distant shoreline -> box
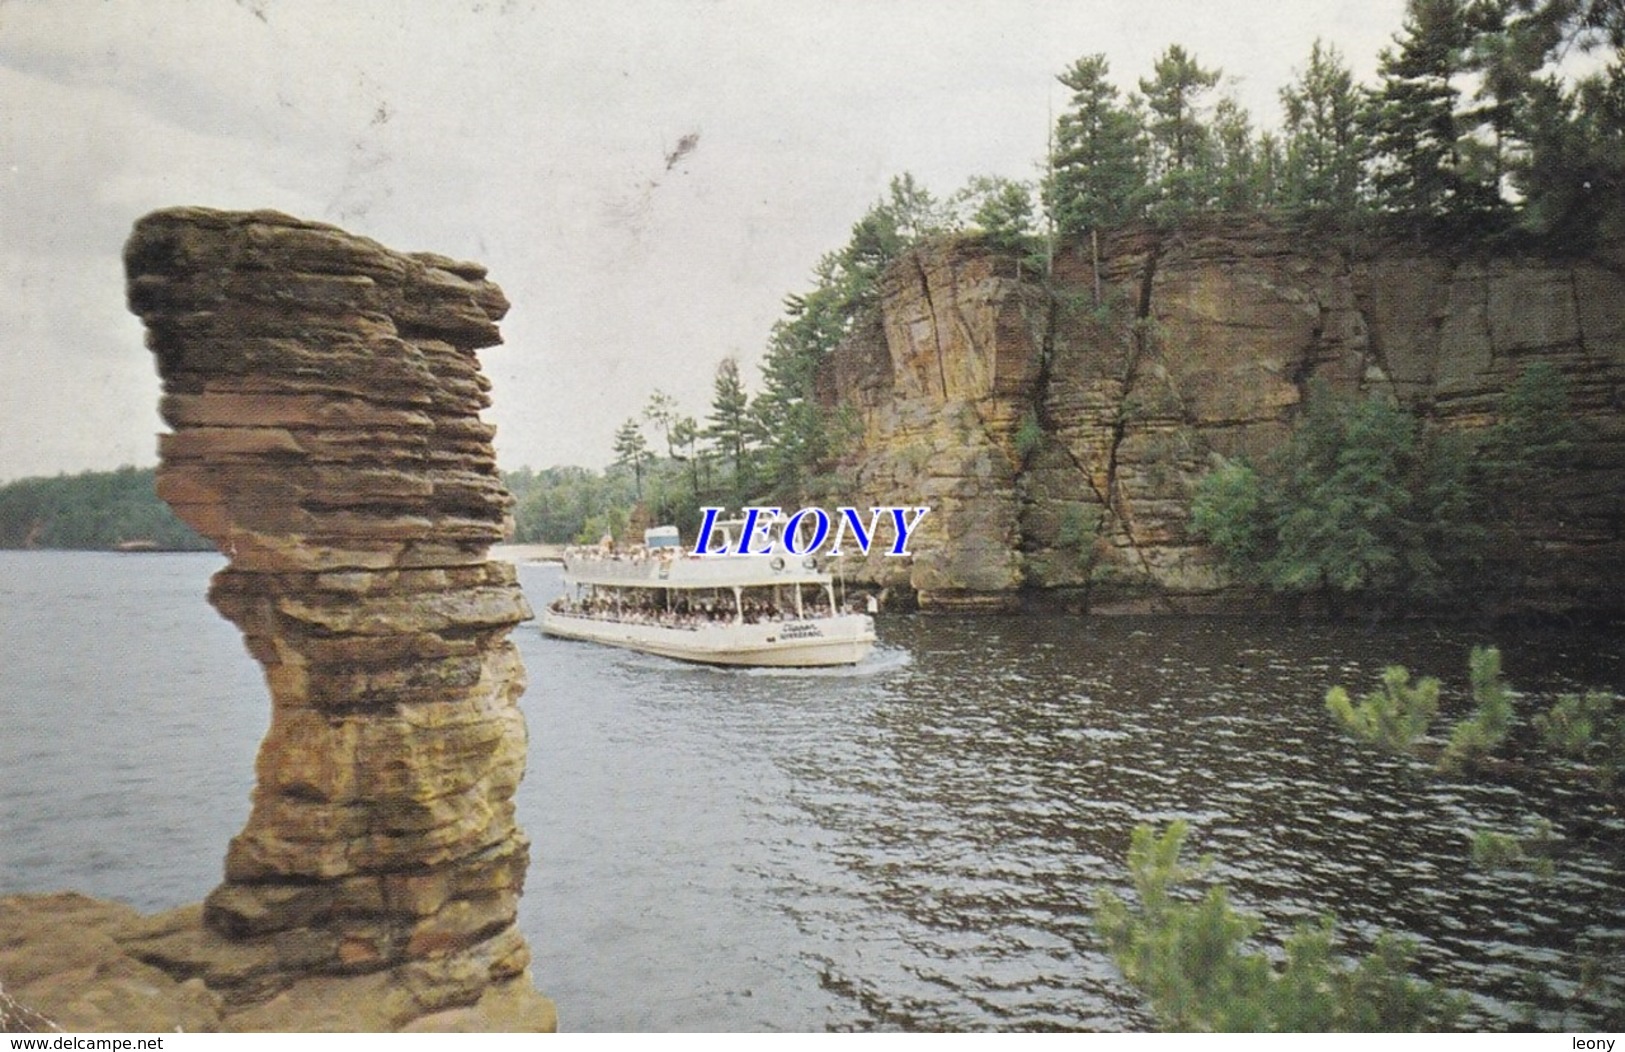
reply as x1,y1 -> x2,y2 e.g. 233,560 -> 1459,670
0,543 -> 212,554
4,542 -> 568,560
490,543 -> 565,563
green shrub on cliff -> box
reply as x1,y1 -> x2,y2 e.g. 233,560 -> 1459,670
1478,362 -> 1583,603
1190,362 -> 1580,612
1191,388 -> 1482,609
1097,822 -> 1466,1031
1484,362 -> 1578,494
1188,459 -> 1273,581
1014,411 -> 1045,459
1269,394 -> 1438,598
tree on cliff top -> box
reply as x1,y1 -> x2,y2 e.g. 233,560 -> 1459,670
642,389 -> 682,459
1210,95 -> 1280,211
1365,0 -> 1507,228
1191,388 -> 1487,611
753,277 -> 845,505
1513,61 -> 1625,243
1029,7 -> 1621,246
1139,45 -> 1223,221
1279,40 -> 1367,215
952,175 -> 1041,257
1358,0 -> 1625,240
1506,0 -> 1625,55
1044,53 -> 1148,241
837,174 -> 951,311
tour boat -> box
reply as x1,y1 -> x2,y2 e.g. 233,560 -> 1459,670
539,522 -> 877,667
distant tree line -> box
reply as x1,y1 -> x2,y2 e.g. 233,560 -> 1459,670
504,465 -> 637,545
0,466 -> 210,550
1043,0 -> 1625,244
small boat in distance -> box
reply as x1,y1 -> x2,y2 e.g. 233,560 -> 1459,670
539,520 -> 877,667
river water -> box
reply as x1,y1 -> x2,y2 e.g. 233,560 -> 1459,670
2,551 -> 1622,1031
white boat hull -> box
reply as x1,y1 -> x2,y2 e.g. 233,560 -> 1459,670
539,610 -> 876,667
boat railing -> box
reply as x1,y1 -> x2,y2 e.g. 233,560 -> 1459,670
563,543 -> 829,586
548,595 -> 861,629
561,544 -> 683,577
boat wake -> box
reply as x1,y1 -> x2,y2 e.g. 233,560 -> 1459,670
736,644 -> 913,678
621,645 -> 912,679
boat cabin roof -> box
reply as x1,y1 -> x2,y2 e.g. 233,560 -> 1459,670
644,525 -> 682,549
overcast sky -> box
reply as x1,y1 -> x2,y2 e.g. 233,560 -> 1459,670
0,0 -> 1411,481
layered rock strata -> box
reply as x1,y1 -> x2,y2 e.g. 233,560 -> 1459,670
824,243 -> 1046,610
1,207 -> 554,1031
827,219 -> 1625,614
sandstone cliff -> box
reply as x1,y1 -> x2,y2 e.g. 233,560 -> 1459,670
826,218 -> 1625,615
1,208 -> 554,1032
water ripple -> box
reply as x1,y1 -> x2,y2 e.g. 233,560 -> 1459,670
4,554 -> 1622,1031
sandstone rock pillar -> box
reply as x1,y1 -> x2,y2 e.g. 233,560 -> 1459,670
121,207 -> 552,1030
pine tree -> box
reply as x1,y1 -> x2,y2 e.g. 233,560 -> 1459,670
1191,387 -> 1489,610
643,389 -> 681,458
1460,2 -> 1535,204
703,357 -> 759,506
1364,0 -> 1502,226
1270,394 -> 1420,600
1505,0 -> 1625,56
1210,96 -> 1267,210
754,175 -> 950,502
1097,822 -> 1466,1031
880,171 -> 951,243
1254,131 -> 1286,208
1138,45 -> 1222,220
753,283 -> 844,504
952,175 -> 1040,255
1044,54 -> 1147,240
663,414 -> 704,503
611,417 -> 650,504
1514,63 -> 1625,243
1279,40 -> 1367,214
842,174 -> 950,306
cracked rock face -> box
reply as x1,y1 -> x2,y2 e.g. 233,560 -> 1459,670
107,207 -> 553,1030
827,220 -> 1625,615
824,242 -> 1046,611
